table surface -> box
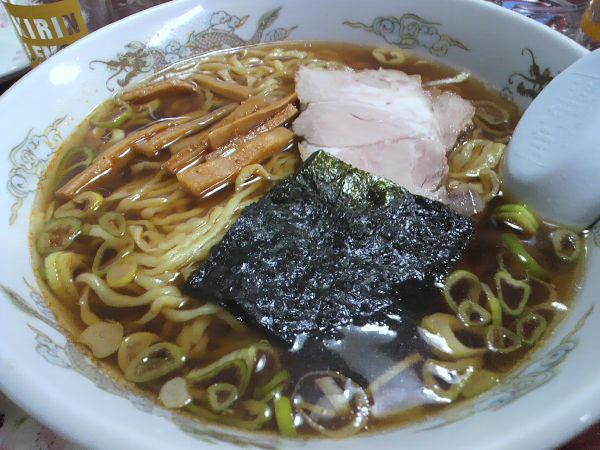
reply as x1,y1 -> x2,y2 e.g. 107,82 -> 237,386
1,4 -> 599,449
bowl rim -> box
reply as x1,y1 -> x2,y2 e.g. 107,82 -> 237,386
0,0 -> 592,449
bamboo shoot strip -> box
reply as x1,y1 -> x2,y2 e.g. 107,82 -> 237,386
169,95 -> 271,154
163,135 -> 212,175
55,118 -> 185,200
205,104 -> 298,162
164,95 -> 286,174
207,93 -> 298,149
120,78 -> 198,103
165,104 -> 298,175
190,74 -> 252,101
177,127 -> 294,197
134,103 -> 238,157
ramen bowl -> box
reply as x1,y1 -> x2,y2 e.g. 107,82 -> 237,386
0,0 -> 595,449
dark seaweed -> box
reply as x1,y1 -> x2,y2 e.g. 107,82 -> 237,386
184,151 -> 474,347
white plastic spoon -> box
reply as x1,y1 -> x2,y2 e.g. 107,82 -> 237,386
503,49 -> 600,230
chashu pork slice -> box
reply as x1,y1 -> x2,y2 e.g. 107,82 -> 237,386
293,67 -> 475,203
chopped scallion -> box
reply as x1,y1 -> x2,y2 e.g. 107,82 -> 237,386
501,233 -> 550,279
551,229 -> 583,262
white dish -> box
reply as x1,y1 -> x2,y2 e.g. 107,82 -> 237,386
0,4 -> 29,82
0,1 -> 595,449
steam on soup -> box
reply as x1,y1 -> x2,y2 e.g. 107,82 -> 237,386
31,42 -> 585,438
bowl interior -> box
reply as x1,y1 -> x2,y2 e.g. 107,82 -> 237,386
0,1 -> 594,449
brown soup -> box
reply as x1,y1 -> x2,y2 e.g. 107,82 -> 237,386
31,42 -> 585,438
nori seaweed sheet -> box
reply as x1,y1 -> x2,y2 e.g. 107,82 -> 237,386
184,151 -> 474,348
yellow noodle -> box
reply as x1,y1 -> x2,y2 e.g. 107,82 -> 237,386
151,208 -> 204,227
134,272 -> 178,290
158,217 -> 206,236
216,311 -> 247,332
76,273 -> 180,307
176,317 -> 212,354
84,224 -> 122,243
447,139 -> 506,206
129,226 -> 164,254
163,304 -> 221,322
133,295 -> 184,324
45,251 -> 87,301
131,161 -> 163,175
44,200 -> 57,223
79,286 -> 101,326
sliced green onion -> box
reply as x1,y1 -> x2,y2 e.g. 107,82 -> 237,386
420,313 -> 487,359
474,100 -> 510,127
502,233 -> 550,279
531,300 -> 568,312
551,229 -> 583,262
189,400 -> 272,430
159,377 -> 191,409
253,369 -> 290,402
457,300 -> 491,327
274,395 -> 297,437
492,204 -> 539,235
55,145 -> 95,182
485,325 -> 522,354
135,98 -> 161,117
479,168 -> 501,202
496,251 -> 529,281
496,252 -> 508,271
186,346 -> 255,395
495,270 -> 532,316
473,116 -> 510,137
128,99 -> 162,127
481,283 -> 503,326
529,277 -> 558,306
90,99 -> 133,129
54,191 -> 104,219
293,371 -> 369,438
117,332 -> 161,372
176,317 -> 211,355
107,128 -> 125,144
461,369 -> 499,398
252,340 -> 282,385
78,321 -> 123,358
372,47 -> 406,65
36,216 -> 82,255
44,251 -> 86,300
422,357 -> 481,402
78,285 -> 100,326
228,400 -> 272,430
516,312 -> 548,345
315,376 -> 351,415
443,270 -> 482,313
92,237 -> 134,276
187,402 -> 219,421
99,212 -> 127,237
294,399 -> 336,419
124,342 -> 185,383
207,383 -> 239,413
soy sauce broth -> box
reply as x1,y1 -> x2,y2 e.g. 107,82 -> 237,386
30,41 -> 585,437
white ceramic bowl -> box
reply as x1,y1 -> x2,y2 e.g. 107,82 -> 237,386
0,1 -> 594,449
